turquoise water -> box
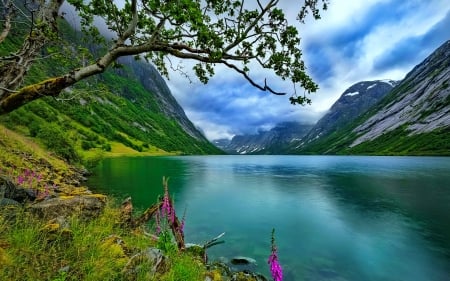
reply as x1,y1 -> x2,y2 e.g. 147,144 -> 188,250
87,156 -> 450,280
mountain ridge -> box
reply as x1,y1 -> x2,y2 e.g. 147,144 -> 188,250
297,40 -> 450,155
217,40 -> 450,156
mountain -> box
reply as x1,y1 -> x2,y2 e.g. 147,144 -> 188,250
115,56 -> 206,141
0,20 -> 222,164
289,80 -> 398,151
217,122 -> 313,154
297,40 -> 450,155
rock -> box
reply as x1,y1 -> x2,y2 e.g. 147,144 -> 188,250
204,269 -> 224,281
185,243 -> 206,260
231,271 -> 268,281
58,265 -> 70,273
229,256 -> 258,274
29,194 -> 106,219
122,247 -> 168,280
206,262 -> 232,281
230,256 -> 257,265
0,198 -> 20,207
206,262 -> 268,281
0,176 -> 36,203
40,218 -> 73,242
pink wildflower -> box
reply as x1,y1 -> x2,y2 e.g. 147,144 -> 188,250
161,180 -> 172,218
169,205 -> 175,224
268,229 -> 283,281
17,175 -> 25,185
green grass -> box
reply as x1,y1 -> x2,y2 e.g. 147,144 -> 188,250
0,125 -> 209,281
0,200 -> 207,281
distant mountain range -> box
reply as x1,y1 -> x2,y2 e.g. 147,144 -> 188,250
214,122 -> 313,154
217,40 -> 450,155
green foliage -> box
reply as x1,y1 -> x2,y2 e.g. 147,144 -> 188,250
28,121 -> 41,137
0,20 -> 222,159
0,200 -> 206,281
37,123 -> 80,162
157,230 -> 178,256
160,253 -> 205,281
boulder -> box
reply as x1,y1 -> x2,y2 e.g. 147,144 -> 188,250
0,176 -> 36,203
185,243 -> 206,260
230,271 -> 268,281
29,194 -> 106,219
0,198 -> 20,207
230,256 -> 257,265
206,262 -> 268,281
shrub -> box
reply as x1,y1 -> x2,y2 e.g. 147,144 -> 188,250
37,123 -> 79,162
28,121 -> 41,137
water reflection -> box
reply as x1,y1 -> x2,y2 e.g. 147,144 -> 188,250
88,156 -> 450,281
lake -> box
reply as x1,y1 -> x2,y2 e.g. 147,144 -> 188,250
87,155 -> 450,281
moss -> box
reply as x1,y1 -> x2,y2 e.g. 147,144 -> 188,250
58,195 -> 75,200
0,247 -> 12,267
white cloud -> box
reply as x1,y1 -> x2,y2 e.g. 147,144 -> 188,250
161,0 -> 450,140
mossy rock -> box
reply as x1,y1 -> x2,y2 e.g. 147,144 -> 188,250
204,269 -> 224,281
0,247 -> 12,267
40,219 -> 73,242
30,195 -> 106,219
185,243 -> 206,260
231,271 -> 267,281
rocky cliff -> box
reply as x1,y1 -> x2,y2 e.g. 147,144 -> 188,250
350,41 -> 450,148
296,40 -> 450,155
293,80 -> 397,150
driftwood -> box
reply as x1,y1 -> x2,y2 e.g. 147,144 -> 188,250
204,232 -> 225,249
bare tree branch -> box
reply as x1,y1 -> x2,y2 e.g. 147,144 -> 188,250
222,60 -> 286,96
0,0 -> 13,43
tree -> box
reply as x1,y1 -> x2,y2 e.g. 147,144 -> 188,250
0,0 -> 328,115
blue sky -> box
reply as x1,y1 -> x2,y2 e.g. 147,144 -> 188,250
163,0 -> 450,140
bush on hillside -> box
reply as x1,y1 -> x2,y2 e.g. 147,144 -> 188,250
37,123 -> 79,162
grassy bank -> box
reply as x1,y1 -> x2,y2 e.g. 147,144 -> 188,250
0,199 -> 206,281
0,124 -> 208,280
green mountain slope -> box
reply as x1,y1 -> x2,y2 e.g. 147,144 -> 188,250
0,19 -> 222,164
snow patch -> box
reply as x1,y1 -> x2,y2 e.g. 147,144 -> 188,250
380,79 -> 396,87
367,84 -> 377,90
345,91 -> 359,96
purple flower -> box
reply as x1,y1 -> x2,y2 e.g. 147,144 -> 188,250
268,229 -> 283,281
17,175 -> 25,185
161,192 -> 171,218
268,251 -> 283,281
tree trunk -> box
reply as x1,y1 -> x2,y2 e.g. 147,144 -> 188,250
0,0 -> 64,109
0,76 -> 75,114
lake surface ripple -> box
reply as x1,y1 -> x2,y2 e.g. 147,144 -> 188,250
87,155 -> 450,281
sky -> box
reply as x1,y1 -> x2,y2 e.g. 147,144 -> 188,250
159,0 -> 450,140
